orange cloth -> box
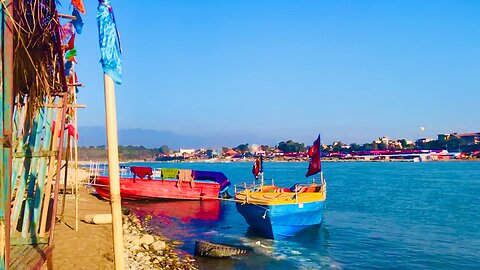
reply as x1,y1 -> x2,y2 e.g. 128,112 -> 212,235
177,169 -> 195,188
72,0 -> 86,14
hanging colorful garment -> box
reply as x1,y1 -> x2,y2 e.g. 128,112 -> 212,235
72,8 -> 84,34
65,48 -> 77,60
67,56 -> 77,63
97,0 -> 122,84
67,124 -> 79,139
60,22 -> 75,44
161,168 -> 179,179
178,170 -> 195,188
65,61 -> 73,76
72,0 -> 86,14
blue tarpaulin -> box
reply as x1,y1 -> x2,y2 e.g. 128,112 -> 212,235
193,170 -> 231,193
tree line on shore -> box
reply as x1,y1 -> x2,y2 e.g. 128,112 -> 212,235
77,135 -> 480,162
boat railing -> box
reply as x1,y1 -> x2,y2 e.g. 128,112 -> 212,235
88,161 -> 100,184
87,161 -> 132,184
152,168 -> 162,178
119,166 -> 129,175
234,178 -> 277,194
291,178 -> 327,203
234,177 -> 326,193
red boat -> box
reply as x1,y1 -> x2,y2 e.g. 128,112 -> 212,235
91,166 -> 231,201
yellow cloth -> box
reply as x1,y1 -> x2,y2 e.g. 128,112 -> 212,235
161,168 -> 179,179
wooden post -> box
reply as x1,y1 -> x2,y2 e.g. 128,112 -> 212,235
38,104 -> 62,237
60,136 -> 70,221
32,105 -> 54,234
1,0 -> 14,267
103,73 -> 124,269
20,109 -> 46,238
48,94 -> 68,246
71,64 -> 79,231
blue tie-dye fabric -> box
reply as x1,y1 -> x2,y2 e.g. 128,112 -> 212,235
97,0 -> 122,84
72,8 -> 84,34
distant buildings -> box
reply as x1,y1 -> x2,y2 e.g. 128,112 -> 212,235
451,132 -> 480,144
152,130 -> 480,162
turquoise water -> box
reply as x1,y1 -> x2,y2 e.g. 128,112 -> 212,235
123,161 -> 480,269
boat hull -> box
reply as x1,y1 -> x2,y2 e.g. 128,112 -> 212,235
92,176 -> 221,201
236,200 -> 324,239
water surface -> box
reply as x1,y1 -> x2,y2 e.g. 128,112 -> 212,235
123,161 -> 480,269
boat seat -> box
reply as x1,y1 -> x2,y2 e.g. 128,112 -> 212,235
300,186 -> 321,193
262,186 -> 290,193
130,166 -> 153,181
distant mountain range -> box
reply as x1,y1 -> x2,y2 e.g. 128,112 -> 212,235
77,126 -> 274,149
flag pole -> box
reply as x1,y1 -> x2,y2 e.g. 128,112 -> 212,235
319,134 -> 323,182
260,155 -> 264,186
103,73 -> 125,269
97,1 -> 124,268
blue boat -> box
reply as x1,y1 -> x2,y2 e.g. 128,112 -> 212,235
235,185 -> 325,238
235,134 -> 327,239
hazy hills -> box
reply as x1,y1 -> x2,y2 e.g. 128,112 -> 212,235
77,126 -> 273,149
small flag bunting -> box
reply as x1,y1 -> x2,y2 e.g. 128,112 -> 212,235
72,0 -> 86,15
72,8 -> 84,34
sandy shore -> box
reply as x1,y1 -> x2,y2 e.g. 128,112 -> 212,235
52,185 -> 115,269
51,167 -> 198,269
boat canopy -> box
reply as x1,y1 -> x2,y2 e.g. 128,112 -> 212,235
193,170 -> 231,193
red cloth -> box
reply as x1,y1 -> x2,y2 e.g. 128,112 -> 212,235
306,135 -> 321,177
52,122 -> 79,139
130,166 -> 153,180
67,124 -> 79,139
69,71 -> 78,84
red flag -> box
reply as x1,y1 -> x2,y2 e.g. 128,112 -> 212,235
306,136 -> 321,177
252,157 -> 261,179
64,33 -> 75,51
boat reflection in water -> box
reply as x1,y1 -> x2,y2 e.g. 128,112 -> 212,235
124,200 -> 224,244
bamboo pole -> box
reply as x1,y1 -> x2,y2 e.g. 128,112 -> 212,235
58,14 -> 76,20
48,94 -> 68,246
32,104 -> 54,234
44,5 -> 70,242
59,136 -> 70,221
0,53 -> 4,270
10,111 -> 43,236
72,71 -> 79,231
21,109 -> 47,238
38,103 -> 62,237
10,103 -> 27,194
103,74 -> 124,269
1,0 -> 14,266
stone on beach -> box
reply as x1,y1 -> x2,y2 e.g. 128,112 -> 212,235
82,213 -> 112,224
123,214 -> 198,269
139,234 -> 155,245
150,240 -> 167,251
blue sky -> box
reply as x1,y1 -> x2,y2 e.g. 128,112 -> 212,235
62,1 -> 479,147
